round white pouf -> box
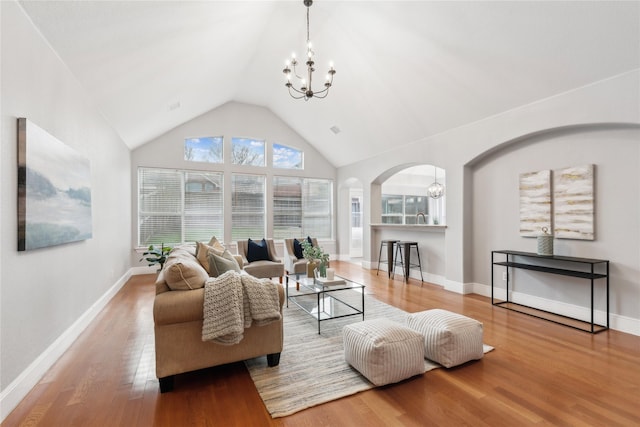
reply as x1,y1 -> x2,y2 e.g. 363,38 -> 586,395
343,318 -> 425,386
406,309 -> 484,368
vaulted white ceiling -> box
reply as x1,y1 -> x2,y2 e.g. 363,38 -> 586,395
19,1 -> 640,167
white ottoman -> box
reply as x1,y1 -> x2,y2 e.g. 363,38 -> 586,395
406,309 -> 484,368
343,318 -> 425,386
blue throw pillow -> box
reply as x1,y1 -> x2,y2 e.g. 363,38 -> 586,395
247,238 -> 270,263
293,238 -> 304,259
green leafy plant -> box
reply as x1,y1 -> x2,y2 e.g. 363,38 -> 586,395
300,240 -> 330,277
140,243 -> 172,270
300,240 -> 329,264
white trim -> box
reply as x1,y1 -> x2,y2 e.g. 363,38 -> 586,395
0,269 -> 133,423
471,282 -> 640,337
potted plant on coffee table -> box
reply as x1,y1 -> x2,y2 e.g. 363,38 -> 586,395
300,240 -> 329,278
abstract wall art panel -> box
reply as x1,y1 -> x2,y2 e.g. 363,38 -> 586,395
519,169 -> 551,237
17,118 -> 93,251
553,164 -> 594,240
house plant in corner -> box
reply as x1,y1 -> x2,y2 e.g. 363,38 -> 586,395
300,240 -> 329,278
140,243 -> 172,271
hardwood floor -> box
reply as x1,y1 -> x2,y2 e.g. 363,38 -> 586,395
3,261 -> 639,426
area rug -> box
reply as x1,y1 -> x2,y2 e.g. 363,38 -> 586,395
245,290 -> 493,418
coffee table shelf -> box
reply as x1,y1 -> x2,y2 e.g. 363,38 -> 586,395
286,274 -> 365,334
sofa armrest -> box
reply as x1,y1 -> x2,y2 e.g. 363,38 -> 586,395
154,288 -> 205,325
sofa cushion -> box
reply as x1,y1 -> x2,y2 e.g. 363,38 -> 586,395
243,260 -> 285,279
164,251 -> 209,291
208,249 -> 242,277
247,238 -> 270,263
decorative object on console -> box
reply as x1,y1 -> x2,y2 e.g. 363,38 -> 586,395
17,118 -> 93,251
536,227 -> 554,255
519,169 -> 552,237
553,164 -> 594,240
282,0 -> 336,100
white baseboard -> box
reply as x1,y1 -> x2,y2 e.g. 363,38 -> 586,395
0,269 -> 133,423
471,282 -> 640,337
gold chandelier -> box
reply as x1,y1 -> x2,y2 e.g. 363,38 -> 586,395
283,0 -> 336,100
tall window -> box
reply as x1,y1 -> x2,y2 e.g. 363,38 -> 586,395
273,143 -> 303,169
184,136 -> 223,163
232,174 -> 265,240
303,178 -> 333,238
231,137 -> 265,166
138,168 -> 223,246
273,176 -> 302,237
273,177 -> 333,238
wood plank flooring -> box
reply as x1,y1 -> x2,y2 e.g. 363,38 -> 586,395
3,261 -> 639,426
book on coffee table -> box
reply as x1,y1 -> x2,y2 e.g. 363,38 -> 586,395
314,277 -> 346,286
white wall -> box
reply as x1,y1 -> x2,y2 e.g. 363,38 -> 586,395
130,101 -> 337,264
337,70 -> 640,334
0,1 -> 132,417
471,126 -> 639,320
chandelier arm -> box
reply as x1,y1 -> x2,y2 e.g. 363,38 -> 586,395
291,63 -> 305,81
313,89 -> 331,99
287,85 -> 305,96
287,86 -> 306,99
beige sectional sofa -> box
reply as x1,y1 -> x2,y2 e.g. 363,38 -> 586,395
153,243 -> 284,392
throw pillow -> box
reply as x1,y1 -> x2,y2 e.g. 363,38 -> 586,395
207,236 -> 225,251
246,238 -> 271,263
164,254 -> 209,290
293,238 -> 304,259
195,241 -> 225,274
208,249 -> 242,277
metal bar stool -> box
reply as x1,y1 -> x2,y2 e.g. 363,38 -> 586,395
376,239 -> 400,278
394,241 -> 424,283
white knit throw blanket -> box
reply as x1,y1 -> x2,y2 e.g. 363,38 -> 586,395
202,271 -> 281,345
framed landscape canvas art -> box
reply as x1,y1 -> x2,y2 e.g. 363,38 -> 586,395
553,164 -> 594,240
17,118 -> 93,251
519,169 -> 551,237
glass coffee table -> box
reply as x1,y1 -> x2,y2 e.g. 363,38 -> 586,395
286,273 -> 365,334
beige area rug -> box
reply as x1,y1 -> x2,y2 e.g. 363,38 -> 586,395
245,289 -> 494,418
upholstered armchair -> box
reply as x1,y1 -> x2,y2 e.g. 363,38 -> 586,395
283,237 -> 319,277
236,238 -> 284,282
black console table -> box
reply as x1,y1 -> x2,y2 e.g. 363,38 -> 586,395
491,250 -> 609,333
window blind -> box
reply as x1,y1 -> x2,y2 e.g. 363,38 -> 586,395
302,178 -> 332,238
273,176 -> 303,238
138,168 -> 223,246
231,173 -> 265,240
